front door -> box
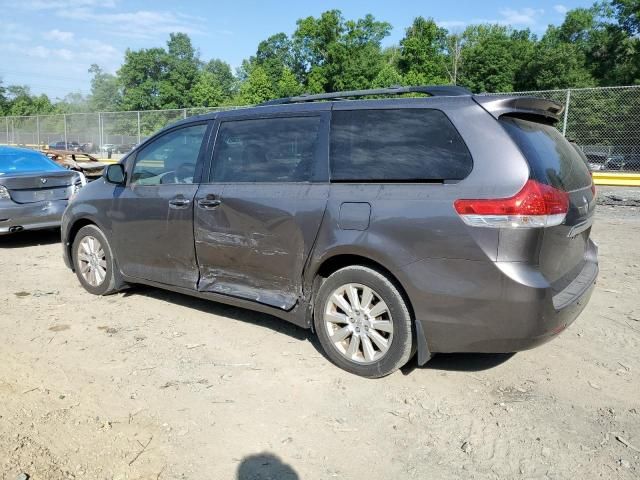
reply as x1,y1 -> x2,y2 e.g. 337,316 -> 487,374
111,122 -> 210,289
194,114 -> 329,309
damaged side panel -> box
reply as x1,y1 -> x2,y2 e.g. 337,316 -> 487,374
112,183 -> 201,289
194,183 -> 329,310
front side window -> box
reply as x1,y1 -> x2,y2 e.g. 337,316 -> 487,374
330,109 -> 472,182
211,116 -> 321,182
130,124 -> 208,186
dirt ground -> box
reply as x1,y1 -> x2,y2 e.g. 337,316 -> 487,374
0,202 -> 639,480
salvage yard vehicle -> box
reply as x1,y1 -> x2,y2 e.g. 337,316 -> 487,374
605,154 -> 640,171
0,146 -> 85,235
44,150 -> 107,180
48,141 -> 84,152
61,86 -> 598,378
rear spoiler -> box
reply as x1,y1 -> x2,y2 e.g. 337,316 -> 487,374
473,95 -> 564,124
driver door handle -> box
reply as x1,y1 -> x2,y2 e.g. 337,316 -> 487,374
169,196 -> 190,209
198,197 -> 222,209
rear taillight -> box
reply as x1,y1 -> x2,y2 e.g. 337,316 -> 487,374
454,179 -> 569,228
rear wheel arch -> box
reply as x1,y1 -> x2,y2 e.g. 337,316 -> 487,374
312,264 -> 415,377
310,253 -> 433,368
310,253 -> 416,328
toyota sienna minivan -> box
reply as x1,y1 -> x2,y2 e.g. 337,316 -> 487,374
61,86 -> 598,378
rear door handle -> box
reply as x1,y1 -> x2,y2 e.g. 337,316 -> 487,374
197,198 -> 222,209
169,196 -> 190,209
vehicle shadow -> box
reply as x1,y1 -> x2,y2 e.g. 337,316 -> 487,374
237,453 -> 299,480
0,229 -> 60,248
123,286 -> 516,375
129,286 -> 310,341
401,351 -> 516,374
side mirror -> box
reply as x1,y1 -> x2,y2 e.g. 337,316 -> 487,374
105,164 -> 126,185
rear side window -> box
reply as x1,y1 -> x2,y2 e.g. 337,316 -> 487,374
500,117 -> 592,191
212,116 -> 321,182
330,109 -> 472,182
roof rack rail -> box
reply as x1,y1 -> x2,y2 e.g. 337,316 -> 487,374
260,85 -> 472,106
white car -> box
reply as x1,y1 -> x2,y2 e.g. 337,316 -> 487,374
99,144 -> 117,153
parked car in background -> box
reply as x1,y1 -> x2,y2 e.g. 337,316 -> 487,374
43,150 -> 106,180
584,153 -> 607,171
80,142 -> 97,154
48,141 -> 82,151
115,143 -> 136,154
99,144 -> 117,154
0,146 -> 85,235
605,154 -> 640,171
62,86 -> 598,378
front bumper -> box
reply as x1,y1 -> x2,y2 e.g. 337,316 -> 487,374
401,241 -> 599,354
0,200 -> 67,235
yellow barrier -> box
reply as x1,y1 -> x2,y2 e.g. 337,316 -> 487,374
592,172 -> 640,187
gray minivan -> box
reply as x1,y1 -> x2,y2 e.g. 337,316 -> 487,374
61,86 -> 598,378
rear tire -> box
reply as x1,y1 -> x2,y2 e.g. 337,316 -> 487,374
72,225 -> 122,296
314,265 -> 414,378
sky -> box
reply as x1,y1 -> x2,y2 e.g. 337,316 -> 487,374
0,0 -> 594,100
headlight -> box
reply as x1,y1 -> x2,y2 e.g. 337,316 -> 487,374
0,185 -> 10,200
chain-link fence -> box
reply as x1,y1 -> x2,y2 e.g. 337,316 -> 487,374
490,85 -> 640,172
1,86 -> 640,171
0,106 -> 239,160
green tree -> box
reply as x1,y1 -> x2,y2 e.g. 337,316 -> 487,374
292,11 -> 391,92
88,64 -> 121,111
518,25 -> 595,90
204,59 -> 236,99
372,62 -> 404,88
5,85 -> 56,116
237,65 -> 275,104
459,25 -> 534,93
257,33 -> 297,79
56,92 -> 90,113
190,71 -> 225,107
398,17 -> 449,84
118,47 -> 168,110
276,67 -> 303,97
293,10 -> 344,72
612,0 -> 640,34
0,80 -> 8,115
161,33 -> 200,108
118,33 -> 200,110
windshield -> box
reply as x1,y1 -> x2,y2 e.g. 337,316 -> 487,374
0,149 -> 65,175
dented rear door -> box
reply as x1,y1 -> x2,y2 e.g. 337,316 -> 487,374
194,113 -> 329,310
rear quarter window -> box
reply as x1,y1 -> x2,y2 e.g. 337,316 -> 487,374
330,109 -> 472,182
500,117 -> 592,191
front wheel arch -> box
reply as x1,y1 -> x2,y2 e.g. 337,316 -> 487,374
67,218 -> 98,269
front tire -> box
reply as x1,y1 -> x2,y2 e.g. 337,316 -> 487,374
314,265 -> 414,378
72,225 -> 120,295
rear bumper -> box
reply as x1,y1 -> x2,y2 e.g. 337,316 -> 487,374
0,200 -> 67,235
401,241 -> 598,354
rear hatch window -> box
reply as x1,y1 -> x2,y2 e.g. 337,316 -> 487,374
500,117 -> 592,192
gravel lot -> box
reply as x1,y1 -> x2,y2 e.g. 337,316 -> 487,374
0,201 -> 639,480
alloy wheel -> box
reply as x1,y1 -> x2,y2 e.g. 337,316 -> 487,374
77,236 -> 107,287
323,283 -> 394,364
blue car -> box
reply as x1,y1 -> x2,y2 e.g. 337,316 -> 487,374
0,146 -> 85,235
